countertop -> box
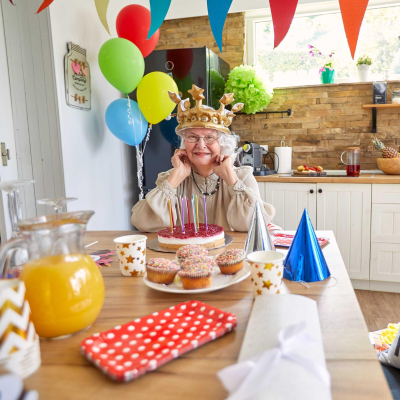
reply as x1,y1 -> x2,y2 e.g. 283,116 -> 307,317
255,172 -> 400,184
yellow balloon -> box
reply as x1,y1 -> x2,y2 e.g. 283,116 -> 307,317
137,72 -> 178,124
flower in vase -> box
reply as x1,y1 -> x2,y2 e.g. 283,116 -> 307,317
319,67 -> 326,75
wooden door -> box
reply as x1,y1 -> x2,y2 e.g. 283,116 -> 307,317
0,2 -> 18,241
316,183 -> 371,280
0,0 -> 65,220
263,182 -> 317,230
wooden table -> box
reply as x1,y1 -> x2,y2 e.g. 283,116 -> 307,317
25,231 -> 392,400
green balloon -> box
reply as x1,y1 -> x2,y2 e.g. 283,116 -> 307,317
98,38 -> 144,94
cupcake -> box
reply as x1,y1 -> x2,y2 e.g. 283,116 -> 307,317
216,249 -> 245,275
176,244 -> 208,264
178,256 -> 214,290
146,258 -> 180,285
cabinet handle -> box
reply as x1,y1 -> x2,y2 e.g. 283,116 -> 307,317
310,190 -> 314,194
318,189 -> 323,193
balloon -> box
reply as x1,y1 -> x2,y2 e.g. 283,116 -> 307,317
137,72 -> 178,124
105,98 -> 148,146
166,49 -> 193,80
98,38 -> 144,93
116,5 -> 159,58
159,119 -> 181,147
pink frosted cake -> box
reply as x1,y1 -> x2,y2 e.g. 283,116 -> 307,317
157,223 -> 224,249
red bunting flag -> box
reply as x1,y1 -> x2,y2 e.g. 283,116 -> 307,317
36,0 -> 54,13
269,0 -> 299,48
339,0 -> 369,59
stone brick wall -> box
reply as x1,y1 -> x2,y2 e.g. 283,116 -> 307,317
158,13 -> 400,170
233,82 -> 400,170
156,13 -> 245,69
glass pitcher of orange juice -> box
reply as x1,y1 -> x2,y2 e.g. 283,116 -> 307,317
0,211 -> 104,339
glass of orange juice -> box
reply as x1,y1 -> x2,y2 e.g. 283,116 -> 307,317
0,211 -> 105,339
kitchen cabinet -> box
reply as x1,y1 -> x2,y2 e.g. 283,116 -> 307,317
260,182 -> 317,230
262,182 -> 371,280
316,183 -> 371,280
370,184 -> 400,284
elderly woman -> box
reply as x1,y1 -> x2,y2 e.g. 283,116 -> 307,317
131,85 -> 275,232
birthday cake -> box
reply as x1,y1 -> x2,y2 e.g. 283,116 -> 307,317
157,223 -> 225,249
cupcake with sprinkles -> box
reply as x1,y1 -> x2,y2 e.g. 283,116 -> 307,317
176,244 -> 208,265
146,258 -> 180,285
178,256 -> 214,289
216,249 -> 245,275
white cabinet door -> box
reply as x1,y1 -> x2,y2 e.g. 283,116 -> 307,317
371,204 -> 400,243
316,183 -> 371,280
264,182 -> 317,230
257,182 -> 266,201
370,243 -> 400,282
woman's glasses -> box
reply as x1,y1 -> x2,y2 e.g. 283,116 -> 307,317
184,134 -> 218,144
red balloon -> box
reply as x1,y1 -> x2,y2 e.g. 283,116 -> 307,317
116,5 -> 159,58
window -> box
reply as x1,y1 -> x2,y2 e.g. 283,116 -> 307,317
246,0 -> 400,87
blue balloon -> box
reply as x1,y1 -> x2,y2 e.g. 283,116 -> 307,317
105,98 -> 148,146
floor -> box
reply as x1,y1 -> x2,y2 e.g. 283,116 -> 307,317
355,289 -> 400,332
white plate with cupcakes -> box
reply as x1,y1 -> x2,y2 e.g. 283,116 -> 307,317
143,246 -> 250,294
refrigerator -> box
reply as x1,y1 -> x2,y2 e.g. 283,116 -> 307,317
130,47 -> 230,205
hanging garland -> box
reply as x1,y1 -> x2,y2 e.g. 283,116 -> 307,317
11,0 -> 369,59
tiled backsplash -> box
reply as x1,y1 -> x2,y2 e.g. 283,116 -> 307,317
158,12 -> 400,170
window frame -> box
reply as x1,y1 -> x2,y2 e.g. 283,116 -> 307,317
246,0 -> 400,82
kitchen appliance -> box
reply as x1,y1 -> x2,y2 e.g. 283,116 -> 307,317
130,47 -> 230,203
274,141 -> 292,174
242,142 -> 277,176
340,147 -> 360,177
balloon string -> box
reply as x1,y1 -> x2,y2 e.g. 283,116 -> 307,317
135,124 -> 152,201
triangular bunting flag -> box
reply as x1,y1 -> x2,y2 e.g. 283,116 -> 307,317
147,0 -> 172,40
207,0 -> 233,52
94,0 -> 111,35
339,0 -> 369,59
270,0 -> 299,48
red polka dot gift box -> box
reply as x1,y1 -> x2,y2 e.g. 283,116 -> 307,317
80,300 -> 237,382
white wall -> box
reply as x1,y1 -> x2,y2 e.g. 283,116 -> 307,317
49,0 -> 136,230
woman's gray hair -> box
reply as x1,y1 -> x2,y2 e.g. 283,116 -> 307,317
178,129 -> 240,156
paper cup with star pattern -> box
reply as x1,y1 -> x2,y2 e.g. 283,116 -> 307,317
247,251 -> 285,297
114,235 -> 147,277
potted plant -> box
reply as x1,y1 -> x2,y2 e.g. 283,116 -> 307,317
302,45 -> 336,84
356,54 -> 372,82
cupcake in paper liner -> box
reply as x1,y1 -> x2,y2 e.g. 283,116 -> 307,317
178,256 -> 214,289
146,258 -> 180,285
176,245 -> 208,265
216,249 -> 245,275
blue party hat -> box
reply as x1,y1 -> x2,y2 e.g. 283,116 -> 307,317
283,209 -> 331,282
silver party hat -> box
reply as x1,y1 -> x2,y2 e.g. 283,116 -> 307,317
244,201 -> 275,257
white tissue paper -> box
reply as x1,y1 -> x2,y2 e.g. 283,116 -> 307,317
218,294 -> 331,400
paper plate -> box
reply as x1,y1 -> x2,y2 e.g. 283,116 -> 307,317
143,262 -> 250,294
147,234 -> 233,253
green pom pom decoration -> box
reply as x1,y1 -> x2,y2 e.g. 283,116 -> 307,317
225,65 -> 274,114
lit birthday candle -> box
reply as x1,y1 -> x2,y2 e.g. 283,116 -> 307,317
176,195 -> 182,227
195,195 -> 199,229
181,196 -> 185,234
203,195 -> 208,229
186,196 -> 191,228
191,195 -> 197,234
168,197 -> 173,233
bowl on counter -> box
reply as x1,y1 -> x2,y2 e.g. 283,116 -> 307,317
376,158 -> 400,175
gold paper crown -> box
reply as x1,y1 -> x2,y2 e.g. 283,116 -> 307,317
168,84 -> 244,135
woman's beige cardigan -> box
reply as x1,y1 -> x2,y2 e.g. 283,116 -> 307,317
131,166 -> 275,232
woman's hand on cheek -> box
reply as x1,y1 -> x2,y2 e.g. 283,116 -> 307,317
167,149 -> 192,189
213,154 -> 238,186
